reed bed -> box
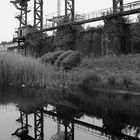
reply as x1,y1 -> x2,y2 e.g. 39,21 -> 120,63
1,52 -> 140,92
0,52 -> 65,89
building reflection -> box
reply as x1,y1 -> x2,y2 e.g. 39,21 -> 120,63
12,104 -> 140,140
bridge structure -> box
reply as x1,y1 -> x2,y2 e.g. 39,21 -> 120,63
9,0 -> 140,55
10,0 -> 140,33
12,105 -> 140,140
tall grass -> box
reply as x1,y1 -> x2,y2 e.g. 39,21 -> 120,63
1,52 -> 140,92
0,52 -> 65,88
64,54 -> 140,91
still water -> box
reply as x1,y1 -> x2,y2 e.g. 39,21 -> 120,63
0,86 -> 140,140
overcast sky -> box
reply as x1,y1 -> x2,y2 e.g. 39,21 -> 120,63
0,0 -> 136,42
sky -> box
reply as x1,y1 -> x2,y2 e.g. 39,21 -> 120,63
0,0 -> 136,42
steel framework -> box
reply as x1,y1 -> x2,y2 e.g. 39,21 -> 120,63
34,0 -> 43,30
10,0 -> 31,27
34,110 -> 44,140
17,111 -> 29,131
113,0 -> 123,13
64,121 -> 74,140
65,0 -> 75,22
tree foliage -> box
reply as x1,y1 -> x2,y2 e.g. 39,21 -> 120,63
53,18 -> 85,50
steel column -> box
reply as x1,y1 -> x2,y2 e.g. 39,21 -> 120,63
64,121 -> 74,140
34,110 -> 44,140
34,0 -> 43,30
113,0 -> 123,13
11,0 -> 30,27
65,0 -> 75,22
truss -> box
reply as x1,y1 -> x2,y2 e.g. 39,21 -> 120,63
34,110 -> 44,140
11,0 -> 31,27
113,0 -> 123,13
34,0 -> 43,30
65,0 -> 75,22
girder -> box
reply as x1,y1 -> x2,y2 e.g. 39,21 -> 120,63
113,0 -> 123,13
11,0 -> 30,27
65,0 -> 75,22
34,110 -> 44,140
34,0 -> 43,30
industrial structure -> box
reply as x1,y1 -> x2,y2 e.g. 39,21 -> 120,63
7,0 -> 140,55
12,105 -> 140,140
10,0 -> 140,34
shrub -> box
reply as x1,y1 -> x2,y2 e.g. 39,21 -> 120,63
61,51 -> 81,71
80,74 -> 101,90
122,76 -> 133,89
39,51 -> 64,64
108,75 -> 117,88
54,50 -> 73,66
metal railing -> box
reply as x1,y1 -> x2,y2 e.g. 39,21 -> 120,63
44,1 -> 140,29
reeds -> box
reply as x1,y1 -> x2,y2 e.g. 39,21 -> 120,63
0,52 -> 63,88
0,52 -> 140,92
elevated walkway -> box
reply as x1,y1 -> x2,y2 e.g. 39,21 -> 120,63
43,0 -> 140,32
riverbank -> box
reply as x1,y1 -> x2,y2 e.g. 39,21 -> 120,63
0,52 -> 140,93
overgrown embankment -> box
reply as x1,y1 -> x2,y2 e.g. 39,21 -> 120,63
1,52 -> 140,93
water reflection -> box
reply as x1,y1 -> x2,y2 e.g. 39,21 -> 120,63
0,86 -> 140,140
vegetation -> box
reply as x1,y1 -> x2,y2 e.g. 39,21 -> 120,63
39,50 -> 64,64
53,18 -> 84,50
0,52 -> 64,89
1,52 -> 140,93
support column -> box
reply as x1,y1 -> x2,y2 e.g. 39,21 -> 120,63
64,121 -> 75,140
34,0 -> 43,30
113,0 -> 123,13
34,110 -> 44,140
65,0 -> 75,22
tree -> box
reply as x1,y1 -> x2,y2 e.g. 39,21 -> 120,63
53,18 -> 85,50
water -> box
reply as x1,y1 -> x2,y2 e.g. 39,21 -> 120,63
0,86 -> 140,140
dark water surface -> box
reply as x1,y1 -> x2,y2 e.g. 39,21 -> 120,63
0,86 -> 140,140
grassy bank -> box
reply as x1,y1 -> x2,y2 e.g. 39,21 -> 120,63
1,52 -> 140,92
65,54 -> 140,92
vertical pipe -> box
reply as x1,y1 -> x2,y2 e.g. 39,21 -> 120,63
72,0 -> 75,22
72,123 -> 74,140
65,0 -> 67,18
40,0 -> 43,30
34,0 -> 36,27
41,112 -> 44,139
34,113 -> 37,140
25,5 -> 27,25
65,125 -> 67,140
57,0 -> 61,17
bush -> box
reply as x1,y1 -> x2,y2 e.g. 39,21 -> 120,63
108,75 -> 117,88
39,51 -> 64,64
54,50 -> 73,66
122,76 -> 133,89
61,51 -> 81,70
80,74 -> 101,90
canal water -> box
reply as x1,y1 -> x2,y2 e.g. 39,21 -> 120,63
0,86 -> 140,140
